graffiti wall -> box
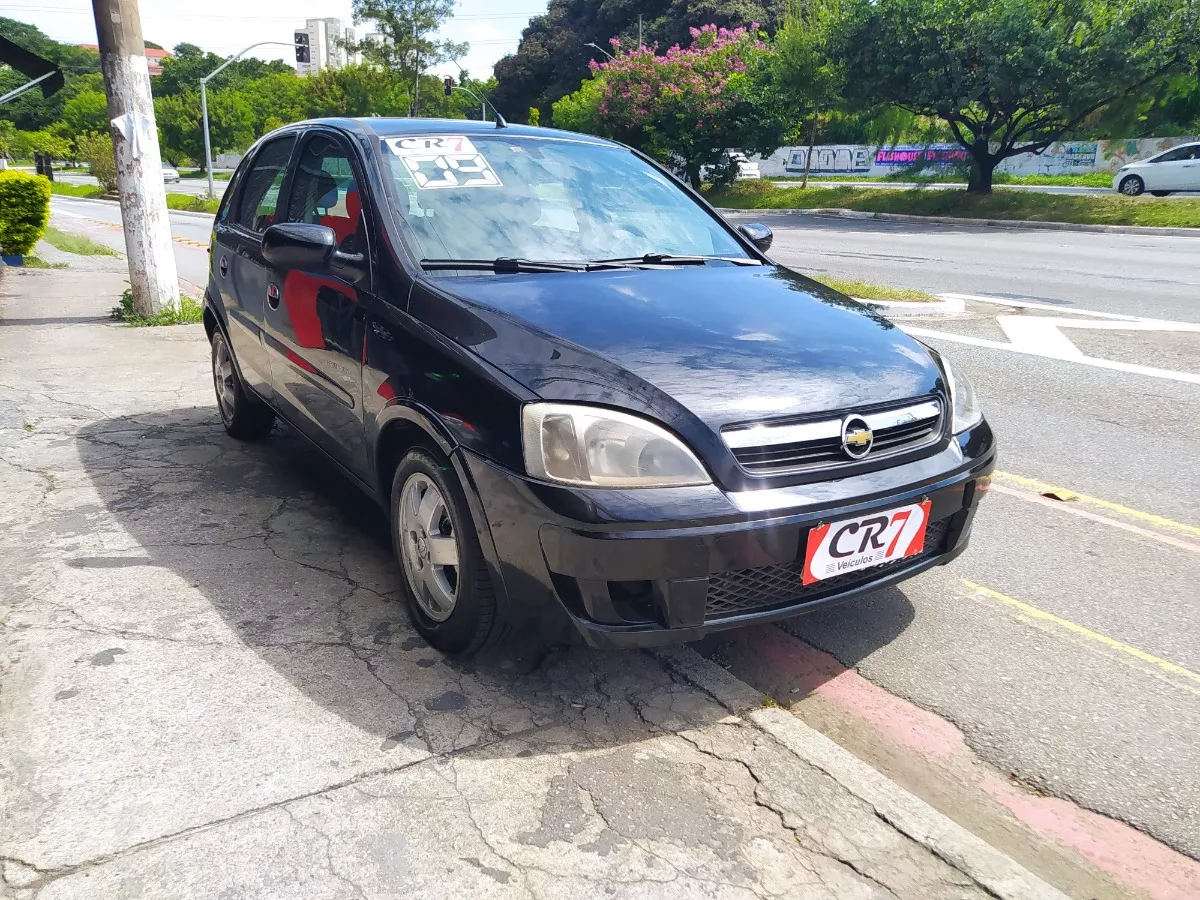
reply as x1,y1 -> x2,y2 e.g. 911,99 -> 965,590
755,137 -> 1199,178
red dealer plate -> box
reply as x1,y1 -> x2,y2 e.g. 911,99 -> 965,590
802,500 -> 932,585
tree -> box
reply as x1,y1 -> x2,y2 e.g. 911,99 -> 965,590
61,90 -> 111,136
492,0 -> 786,122
0,17 -> 100,131
307,63 -> 413,118
75,132 -> 117,191
22,130 -> 71,160
154,43 -> 291,98
551,76 -> 605,133
350,0 -> 467,113
0,121 -> 15,159
773,0 -> 843,187
590,25 -> 793,187
834,0 -> 1200,192
154,93 -> 202,164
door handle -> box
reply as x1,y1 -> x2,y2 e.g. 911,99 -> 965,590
219,255 -> 228,276
370,322 -> 393,341
267,283 -> 280,310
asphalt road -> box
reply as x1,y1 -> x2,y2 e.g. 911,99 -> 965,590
50,196 -> 214,288
49,198 -> 1200,864
728,209 -> 1200,323
744,211 -> 1200,858
53,171 -> 229,197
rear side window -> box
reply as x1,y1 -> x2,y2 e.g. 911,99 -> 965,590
236,136 -> 296,232
1151,145 -> 1199,163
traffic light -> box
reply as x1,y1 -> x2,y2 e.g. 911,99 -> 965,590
443,77 -> 453,97
294,32 -> 310,64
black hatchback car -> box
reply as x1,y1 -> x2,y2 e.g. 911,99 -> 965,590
203,118 -> 994,656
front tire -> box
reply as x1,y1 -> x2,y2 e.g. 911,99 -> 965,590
391,448 -> 502,656
211,330 -> 275,440
1119,175 -> 1145,197
1150,190 -> 1171,197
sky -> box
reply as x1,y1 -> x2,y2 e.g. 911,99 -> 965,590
0,0 -> 546,79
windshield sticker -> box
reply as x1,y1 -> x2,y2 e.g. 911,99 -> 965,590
384,136 -> 502,190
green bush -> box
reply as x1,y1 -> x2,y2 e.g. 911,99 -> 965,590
0,171 -> 52,256
75,132 -> 118,192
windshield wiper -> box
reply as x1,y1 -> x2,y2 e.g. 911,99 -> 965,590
420,257 -> 588,274
590,253 -> 762,267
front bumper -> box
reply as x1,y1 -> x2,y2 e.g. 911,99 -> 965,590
460,420 -> 995,648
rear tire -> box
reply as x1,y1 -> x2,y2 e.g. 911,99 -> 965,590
211,330 -> 275,440
390,447 -> 503,656
1119,175 -> 1145,197
1150,190 -> 1171,197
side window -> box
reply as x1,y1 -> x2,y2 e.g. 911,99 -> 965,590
1151,145 -> 1195,164
236,136 -> 296,233
286,135 -> 365,252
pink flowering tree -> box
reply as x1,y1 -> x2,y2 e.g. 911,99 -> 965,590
583,25 -> 794,188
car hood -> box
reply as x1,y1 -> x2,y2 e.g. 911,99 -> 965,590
424,264 -> 944,433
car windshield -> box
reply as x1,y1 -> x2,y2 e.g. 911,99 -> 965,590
376,133 -> 750,264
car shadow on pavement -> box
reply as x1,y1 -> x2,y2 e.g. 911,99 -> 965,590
75,407 -> 775,763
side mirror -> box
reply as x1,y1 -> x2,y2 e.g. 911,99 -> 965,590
262,223 -> 336,270
262,223 -> 367,284
737,222 -> 773,252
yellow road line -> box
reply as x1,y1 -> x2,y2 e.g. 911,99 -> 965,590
961,579 -> 1200,690
991,484 -> 1200,555
994,471 -> 1200,539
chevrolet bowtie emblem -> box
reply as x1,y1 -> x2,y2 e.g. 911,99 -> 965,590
840,416 -> 874,459
844,428 -> 872,446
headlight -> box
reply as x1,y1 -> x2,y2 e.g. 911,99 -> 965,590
941,356 -> 983,433
522,403 -> 711,488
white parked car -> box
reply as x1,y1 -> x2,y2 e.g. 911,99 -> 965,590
161,163 -> 181,183
1113,142 -> 1200,197
700,151 -> 761,183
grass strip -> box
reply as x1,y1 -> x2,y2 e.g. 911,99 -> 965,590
50,181 -> 220,214
110,289 -> 203,326
179,169 -> 232,180
166,194 -> 221,214
809,275 -> 937,301
771,172 -> 1114,188
710,181 -> 1200,228
50,182 -> 105,199
42,225 -> 120,257
21,255 -> 69,269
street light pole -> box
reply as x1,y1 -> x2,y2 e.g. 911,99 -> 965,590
584,42 -> 615,61
200,41 -> 292,198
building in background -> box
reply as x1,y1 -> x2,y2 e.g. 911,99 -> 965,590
294,19 -> 359,75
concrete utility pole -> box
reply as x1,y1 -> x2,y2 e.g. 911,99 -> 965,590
91,0 -> 178,316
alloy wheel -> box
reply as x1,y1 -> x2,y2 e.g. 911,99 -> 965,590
1120,176 -> 1144,197
398,472 -> 460,622
213,337 -> 237,422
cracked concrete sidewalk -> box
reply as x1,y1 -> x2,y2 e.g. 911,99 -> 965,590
1,264 -> 1058,899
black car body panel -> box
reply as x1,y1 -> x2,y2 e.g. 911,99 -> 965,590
204,117 -> 995,649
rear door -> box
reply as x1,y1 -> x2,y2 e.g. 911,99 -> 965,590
1144,144 -> 1199,190
1176,145 -> 1200,191
217,134 -> 297,400
261,129 -> 373,478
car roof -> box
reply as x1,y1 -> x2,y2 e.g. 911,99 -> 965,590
281,116 -> 619,148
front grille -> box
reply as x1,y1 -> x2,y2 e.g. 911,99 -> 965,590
723,398 -> 944,476
704,519 -> 950,620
